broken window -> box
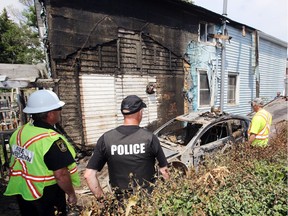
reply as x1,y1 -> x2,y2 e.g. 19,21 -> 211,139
227,73 -> 238,105
199,22 -> 215,43
230,119 -> 248,141
157,120 -> 202,146
199,71 -> 211,106
199,122 -> 228,145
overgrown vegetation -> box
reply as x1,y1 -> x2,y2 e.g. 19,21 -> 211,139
79,121 -> 287,215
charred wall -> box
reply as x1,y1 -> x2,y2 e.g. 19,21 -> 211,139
55,29 -> 186,147
55,41 -> 119,147
118,30 -> 185,129
40,0 -> 201,147
43,0 -> 202,60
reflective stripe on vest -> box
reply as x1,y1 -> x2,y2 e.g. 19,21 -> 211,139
254,111 -> 271,140
8,125 -> 79,200
248,110 -> 271,140
11,125 -> 59,199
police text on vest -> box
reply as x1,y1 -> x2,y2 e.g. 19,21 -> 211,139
111,143 -> 145,155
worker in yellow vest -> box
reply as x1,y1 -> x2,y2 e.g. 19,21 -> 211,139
4,90 -> 80,216
248,98 -> 272,147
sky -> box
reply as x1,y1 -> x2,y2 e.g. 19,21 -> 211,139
0,0 -> 287,42
0,0 -> 24,21
194,0 -> 287,42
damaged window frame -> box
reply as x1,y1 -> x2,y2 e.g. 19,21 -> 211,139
227,72 -> 239,105
198,70 -> 211,107
199,22 -> 215,43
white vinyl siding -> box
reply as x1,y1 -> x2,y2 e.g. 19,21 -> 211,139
79,74 -> 117,145
80,74 -> 158,146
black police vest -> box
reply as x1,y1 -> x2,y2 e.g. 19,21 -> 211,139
104,128 -> 156,190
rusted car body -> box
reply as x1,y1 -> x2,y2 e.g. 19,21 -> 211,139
154,111 -> 250,171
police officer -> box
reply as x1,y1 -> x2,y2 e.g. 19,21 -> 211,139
248,98 -> 272,147
4,89 -> 80,216
84,95 -> 169,200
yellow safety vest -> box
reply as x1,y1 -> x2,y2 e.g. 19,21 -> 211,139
248,109 -> 272,147
4,122 -> 80,200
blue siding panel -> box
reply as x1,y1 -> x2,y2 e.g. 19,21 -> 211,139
259,38 -> 286,101
185,26 -> 286,117
221,26 -> 254,115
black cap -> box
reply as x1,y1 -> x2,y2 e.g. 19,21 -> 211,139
121,95 -> 147,115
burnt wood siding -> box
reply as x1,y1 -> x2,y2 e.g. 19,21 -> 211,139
45,0 -> 202,60
54,29 -> 185,147
38,0 -> 287,148
80,42 -> 118,73
40,0 -> 204,147
118,31 -> 185,129
55,58 -> 82,146
55,42 -> 118,147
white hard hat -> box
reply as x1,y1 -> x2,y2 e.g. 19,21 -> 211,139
23,90 -> 65,114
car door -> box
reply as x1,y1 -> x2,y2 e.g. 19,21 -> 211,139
192,121 -> 231,166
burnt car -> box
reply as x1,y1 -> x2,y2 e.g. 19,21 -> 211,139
154,111 -> 250,171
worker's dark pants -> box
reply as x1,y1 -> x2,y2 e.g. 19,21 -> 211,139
16,184 -> 66,216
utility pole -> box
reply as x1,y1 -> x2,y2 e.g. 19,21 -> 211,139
220,0 -> 228,112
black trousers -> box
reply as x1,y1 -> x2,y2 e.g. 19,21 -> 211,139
16,184 -> 66,216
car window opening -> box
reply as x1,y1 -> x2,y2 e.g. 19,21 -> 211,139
158,120 -> 202,146
231,119 -> 247,139
200,123 -> 228,145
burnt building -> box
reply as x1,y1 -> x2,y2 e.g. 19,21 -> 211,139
35,0 -> 226,148
35,0 -> 287,148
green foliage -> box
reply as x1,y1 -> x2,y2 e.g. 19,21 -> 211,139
22,5 -> 37,29
204,159 -> 287,215
0,2 -> 44,64
81,123 -> 288,215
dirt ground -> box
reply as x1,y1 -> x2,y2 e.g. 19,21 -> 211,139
0,97 -> 287,215
70,157 -> 110,209
0,180 -> 20,216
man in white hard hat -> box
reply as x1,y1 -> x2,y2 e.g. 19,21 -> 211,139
4,89 -> 80,216
248,98 -> 272,147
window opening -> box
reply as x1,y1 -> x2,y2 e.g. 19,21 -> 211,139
228,74 -> 237,105
157,120 -> 202,146
199,71 -> 211,106
200,123 -> 228,145
231,119 -> 246,139
199,22 -> 215,43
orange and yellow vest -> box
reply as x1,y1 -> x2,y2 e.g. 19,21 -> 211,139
248,109 -> 272,147
4,122 -> 80,200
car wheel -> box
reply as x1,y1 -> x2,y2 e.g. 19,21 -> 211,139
169,161 -> 188,176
